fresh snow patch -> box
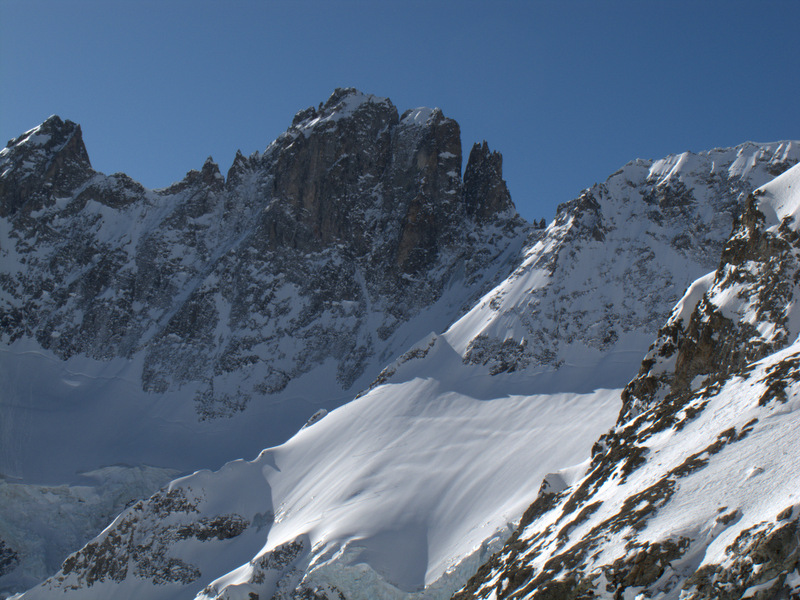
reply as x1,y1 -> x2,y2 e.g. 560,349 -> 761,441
401,107 -> 436,127
755,161 -> 800,229
669,271 -> 715,326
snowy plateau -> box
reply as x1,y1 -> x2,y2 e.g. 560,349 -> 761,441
0,88 -> 799,600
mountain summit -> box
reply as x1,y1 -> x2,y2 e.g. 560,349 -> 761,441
0,88 -> 525,422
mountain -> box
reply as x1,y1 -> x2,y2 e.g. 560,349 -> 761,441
4,87 -> 797,599
0,89 -> 523,424
450,141 -> 798,384
3,90 -> 799,599
0,89 -> 535,487
454,163 -> 800,599
0,89 -> 528,594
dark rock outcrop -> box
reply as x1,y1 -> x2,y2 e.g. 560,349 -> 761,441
621,188 -> 800,423
463,141 -> 514,222
0,115 -> 93,218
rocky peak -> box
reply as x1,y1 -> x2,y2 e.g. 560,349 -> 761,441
163,157 -> 224,195
0,115 -> 92,217
462,140 -> 515,221
266,88 -> 471,275
200,156 -> 223,187
553,188 -> 607,243
646,141 -> 799,187
322,86 -> 387,112
225,149 -> 258,185
288,87 -> 397,137
3,115 -> 88,161
0,90 -> 525,421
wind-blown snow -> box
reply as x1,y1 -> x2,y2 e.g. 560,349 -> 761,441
755,161 -> 800,229
669,271 -> 715,327
647,141 -> 795,183
401,107 -> 436,127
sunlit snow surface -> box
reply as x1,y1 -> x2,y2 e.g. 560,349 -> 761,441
15,336 -> 624,600
756,155 -> 800,228
208,349 -> 623,599
468,342 -> 800,600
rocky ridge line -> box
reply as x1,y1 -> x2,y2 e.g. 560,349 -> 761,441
456,141 -> 799,377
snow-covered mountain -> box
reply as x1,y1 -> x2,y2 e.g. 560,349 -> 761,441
0,89 -> 534,482
1,88 -> 523,426
2,89 -> 799,599
0,88 -> 527,595
454,164 -> 800,599
452,141 -> 798,382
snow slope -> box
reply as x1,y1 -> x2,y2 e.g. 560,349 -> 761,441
456,340 -> 800,600
15,335 -> 623,600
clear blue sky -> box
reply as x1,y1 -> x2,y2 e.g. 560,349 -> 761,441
2,0 -> 798,222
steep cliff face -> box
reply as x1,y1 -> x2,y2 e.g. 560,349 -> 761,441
0,89 -> 524,422
453,163 -> 800,600
0,115 -> 93,218
462,141 -> 515,222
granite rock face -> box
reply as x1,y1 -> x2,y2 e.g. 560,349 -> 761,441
0,115 -> 93,218
0,89 -> 525,419
462,141 -> 515,222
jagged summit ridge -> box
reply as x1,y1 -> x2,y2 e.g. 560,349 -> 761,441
447,139 -> 800,381
3,115 -> 85,158
463,141 -> 515,221
0,88 -> 526,441
0,115 -> 92,217
646,140 -> 797,183
289,87 -> 393,133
